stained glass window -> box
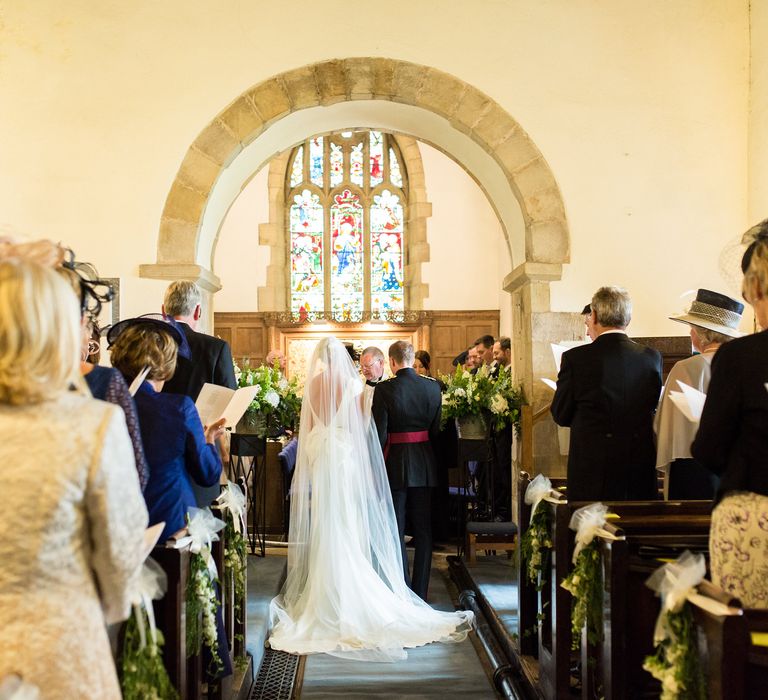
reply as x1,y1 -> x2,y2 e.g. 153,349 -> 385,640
330,190 -> 364,321
350,143 -> 363,187
290,146 -> 304,188
389,147 -> 402,188
286,131 -> 407,321
309,136 -> 324,187
370,131 -> 384,187
330,142 -> 343,188
370,190 -> 404,316
289,190 -> 324,320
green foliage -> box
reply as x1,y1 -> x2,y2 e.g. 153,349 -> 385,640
520,504 -> 553,590
234,359 -> 302,435
561,540 -> 603,650
438,363 -> 524,434
120,606 -> 179,700
224,519 -> 247,624
643,603 -> 706,699
185,551 -> 223,676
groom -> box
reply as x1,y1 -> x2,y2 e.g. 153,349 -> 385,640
372,340 -> 442,600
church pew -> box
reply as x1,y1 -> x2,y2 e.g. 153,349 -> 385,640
536,499 -> 712,700
516,471 -> 567,660
692,585 -> 768,699
151,544 -> 203,700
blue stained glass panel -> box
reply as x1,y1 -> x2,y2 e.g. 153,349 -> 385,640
290,190 -> 324,318
370,190 -> 404,316
330,189 -> 364,321
310,136 -> 324,187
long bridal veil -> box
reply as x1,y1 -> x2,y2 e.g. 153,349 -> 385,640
269,337 -> 473,662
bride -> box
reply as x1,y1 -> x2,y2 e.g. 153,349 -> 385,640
268,336 -> 473,662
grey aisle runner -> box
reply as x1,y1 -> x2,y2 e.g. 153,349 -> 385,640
297,557 -> 496,699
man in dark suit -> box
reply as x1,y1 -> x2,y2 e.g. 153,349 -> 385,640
161,280 -> 237,506
551,286 -> 662,501
372,340 -> 442,600
161,280 -> 237,400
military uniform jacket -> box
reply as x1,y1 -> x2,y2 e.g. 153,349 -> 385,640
372,367 -> 442,490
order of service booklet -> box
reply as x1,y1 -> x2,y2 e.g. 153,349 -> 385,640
195,383 -> 260,429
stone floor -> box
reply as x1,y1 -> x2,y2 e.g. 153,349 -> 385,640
245,547 -> 501,699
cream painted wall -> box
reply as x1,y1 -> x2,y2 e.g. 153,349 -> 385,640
0,0 -> 750,335
750,0 -> 768,223
214,168 -> 270,311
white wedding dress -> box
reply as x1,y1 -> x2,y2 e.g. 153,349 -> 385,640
269,337 -> 473,662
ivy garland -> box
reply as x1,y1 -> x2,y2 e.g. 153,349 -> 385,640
520,504 -> 553,590
560,539 -> 603,650
120,605 -> 179,700
643,603 -> 706,700
186,551 -> 223,675
223,518 -> 247,624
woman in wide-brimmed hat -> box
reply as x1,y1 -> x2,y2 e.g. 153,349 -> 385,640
654,289 -> 744,500
692,221 -> 768,608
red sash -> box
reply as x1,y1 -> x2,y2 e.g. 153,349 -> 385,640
383,430 -> 430,460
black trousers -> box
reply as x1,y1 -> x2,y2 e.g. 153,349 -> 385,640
391,486 -> 433,601
668,458 -> 719,500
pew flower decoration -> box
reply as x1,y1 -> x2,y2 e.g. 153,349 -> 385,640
215,481 -> 247,624
175,507 -> 225,675
560,503 -> 622,650
642,552 -> 708,699
234,359 -> 302,434
439,363 -> 524,434
520,474 -> 560,589
120,558 -> 179,700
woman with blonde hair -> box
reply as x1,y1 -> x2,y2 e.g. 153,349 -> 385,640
692,220 -> 768,607
0,259 -> 148,698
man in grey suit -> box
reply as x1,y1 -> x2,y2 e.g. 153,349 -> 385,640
372,340 -> 442,600
551,286 -> 663,501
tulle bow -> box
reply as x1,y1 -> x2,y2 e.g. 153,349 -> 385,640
216,481 -> 246,534
131,557 -> 168,649
569,503 -> 622,563
173,507 -> 225,577
645,551 -> 741,645
524,473 -> 563,524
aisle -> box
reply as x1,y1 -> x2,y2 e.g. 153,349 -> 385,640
297,554 -> 497,699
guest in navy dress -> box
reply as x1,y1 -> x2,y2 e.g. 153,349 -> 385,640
106,315 -> 226,541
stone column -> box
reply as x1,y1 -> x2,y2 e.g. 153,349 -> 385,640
138,263 -> 222,333
503,262 -> 584,477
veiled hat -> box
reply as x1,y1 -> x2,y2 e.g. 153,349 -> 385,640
669,289 -> 744,338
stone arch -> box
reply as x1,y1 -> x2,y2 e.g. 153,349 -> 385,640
140,59 -> 572,472
256,133 -> 432,312
140,57 -> 569,288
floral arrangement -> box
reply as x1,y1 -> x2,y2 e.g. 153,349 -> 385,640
176,508 -> 225,676
439,363 -> 524,434
520,504 -> 553,589
561,539 -> 603,650
642,552 -> 709,699
120,559 -> 178,700
234,359 -> 302,434
643,604 -> 705,699
215,483 -> 247,625
120,605 -> 178,700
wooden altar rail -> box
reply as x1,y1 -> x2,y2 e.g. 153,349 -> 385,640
534,498 -> 712,700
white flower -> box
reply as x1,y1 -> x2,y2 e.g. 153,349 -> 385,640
253,384 -> 261,395
278,376 -> 289,391
264,389 -> 280,408
462,370 -> 471,379
490,393 -> 509,414
454,387 -> 466,398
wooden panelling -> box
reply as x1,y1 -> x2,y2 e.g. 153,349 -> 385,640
214,310 -> 501,380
